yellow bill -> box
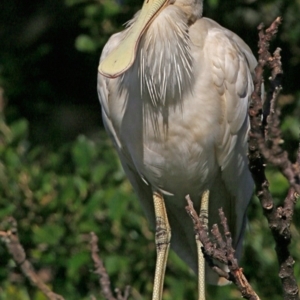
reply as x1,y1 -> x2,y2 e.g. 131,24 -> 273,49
98,0 -> 169,78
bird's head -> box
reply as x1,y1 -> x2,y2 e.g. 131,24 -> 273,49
98,0 -> 202,79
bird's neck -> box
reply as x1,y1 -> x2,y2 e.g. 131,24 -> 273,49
174,0 -> 203,24
136,5 -> 194,108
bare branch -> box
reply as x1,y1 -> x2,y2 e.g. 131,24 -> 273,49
218,210 -> 260,300
185,196 -> 260,300
89,232 -> 130,300
0,217 -> 65,300
248,17 -> 300,300
185,195 -> 227,264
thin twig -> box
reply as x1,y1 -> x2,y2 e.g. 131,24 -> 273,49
89,232 -> 130,300
218,209 -> 259,300
0,217 -> 65,300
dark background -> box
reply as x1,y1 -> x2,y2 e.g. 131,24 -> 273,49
1,0 -> 299,146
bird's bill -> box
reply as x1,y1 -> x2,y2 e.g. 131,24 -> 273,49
98,0 -> 169,78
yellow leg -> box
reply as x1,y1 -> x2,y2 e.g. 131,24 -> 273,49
152,192 -> 171,300
197,190 -> 209,300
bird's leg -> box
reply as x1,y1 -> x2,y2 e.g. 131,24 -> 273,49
152,192 -> 171,300
197,190 -> 209,300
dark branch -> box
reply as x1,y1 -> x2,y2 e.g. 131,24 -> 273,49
248,17 -> 300,300
185,196 -> 260,300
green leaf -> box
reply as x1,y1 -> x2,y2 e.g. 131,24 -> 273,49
33,224 -> 66,246
207,0 -> 219,9
10,119 -> 28,143
72,135 -> 96,176
75,34 -> 97,53
102,0 -> 121,17
105,255 -> 129,275
67,251 -> 90,280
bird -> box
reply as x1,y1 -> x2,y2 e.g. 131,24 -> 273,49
97,0 -> 256,299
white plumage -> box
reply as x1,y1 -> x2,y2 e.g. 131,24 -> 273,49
98,0 -> 255,287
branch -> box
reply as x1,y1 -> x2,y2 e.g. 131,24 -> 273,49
89,232 -> 130,300
248,17 -> 300,300
0,217 -> 65,300
185,196 -> 260,300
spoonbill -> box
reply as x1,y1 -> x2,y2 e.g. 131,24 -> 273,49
97,0 -> 255,299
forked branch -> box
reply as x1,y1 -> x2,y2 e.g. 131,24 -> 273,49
248,16 -> 299,300
185,196 -> 260,300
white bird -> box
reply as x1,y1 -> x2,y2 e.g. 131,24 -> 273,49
97,0 -> 256,299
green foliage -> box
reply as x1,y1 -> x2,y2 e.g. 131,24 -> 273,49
0,112 -> 195,299
1,107 -> 300,299
207,0 -> 219,9
69,0 -> 122,53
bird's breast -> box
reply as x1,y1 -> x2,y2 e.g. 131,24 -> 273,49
109,10 -> 226,198
117,82 -> 222,199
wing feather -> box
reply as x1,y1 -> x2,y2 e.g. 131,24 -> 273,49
205,24 -> 255,259
97,33 -> 156,230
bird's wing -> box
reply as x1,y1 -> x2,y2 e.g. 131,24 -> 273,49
97,32 -> 123,150
97,33 -> 156,228
205,23 -> 255,256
